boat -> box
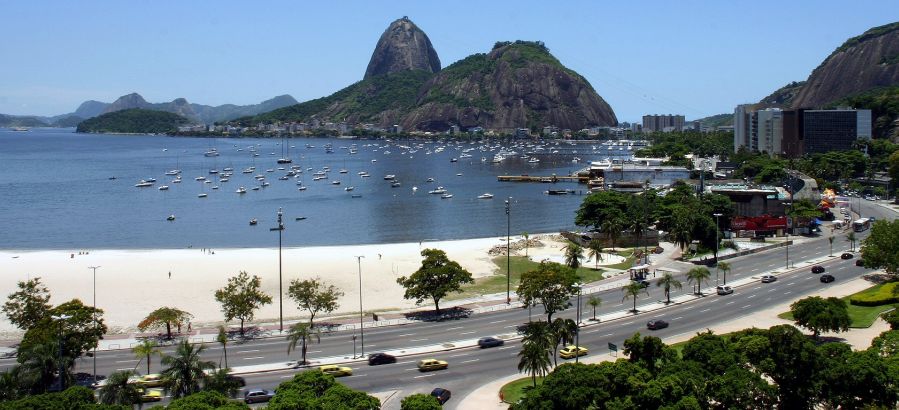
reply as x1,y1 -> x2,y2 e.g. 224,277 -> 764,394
197,193 -> 208,198
145,178 -> 157,183
384,175 -> 396,180
450,158 -> 458,162
360,173 -> 371,178
331,180 -> 341,185
278,176 -> 289,180
219,178 -> 229,182
426,178 -> 435,182
108,176 -> 117,180
339,169 -> 348,174
251,186 -> 260,191
276,158 -> 292,164
10,127 -> 29,132
261,182 -> 270,187
428,187 -> 447,195
167,214 -> 175,221
211,185 -> 220,190
456,173 -> 462,176
478,193 -> 494,199
242,168 -> 254,174
412,186 -> 418,192
158,185 -> 169,191
249,219 -> 258,225
345,186 -> 354,191
547,189 -> 573,195
295,217 -> 307,221
204,149 -> 220,157
135,180 -> 154,188
297,186 -> 307,191
528,157 -> 540,163
195,176 -> 206,181
165,169 -> 181,176
208,169 -> 219,174
391,181 -> 401,187
236,187 -> 247,194
171,178 -> 181,183
351,194 -> 362,198
441,194 -> 453,199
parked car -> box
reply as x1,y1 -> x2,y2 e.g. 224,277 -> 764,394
647,319 -> 669,330
841,253 -> 854,260
319,364 -> 353,377
368,353 -> 396,366
811,265 -> 826,274
135,373 -> 166,388
417,359 -> 448,372
244,389 -> 275,404
477,337 -> 505,348
760,275 -> 777,283
856,259 -> 865,267
430,388 -> 452,404
559,345 -> 589,359
716,285 -> 733,295
820,274 -> 835,283
138,389 -> 163,403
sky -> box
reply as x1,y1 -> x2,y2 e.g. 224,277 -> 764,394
0,1 -> 894,123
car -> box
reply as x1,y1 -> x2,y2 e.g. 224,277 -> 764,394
368,352 -> 396,366
477,337 -> 505,348
430,387 -> 452,405
647,319 -> 669,330
135,373 -> 166,388
417,359 -> 448,372
820,274 -> 835,283
320,364 -> 353,377
716,285 -> 733,295
760,275 -> 778,283
841,253 -> 854,260
811,265 -> 825,274
244,388 -> 276,404
138,388 -> 163,403
856,259 -> 865,267
559,345 -> 589,359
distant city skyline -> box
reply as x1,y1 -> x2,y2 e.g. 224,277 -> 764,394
0,1 -> 894,123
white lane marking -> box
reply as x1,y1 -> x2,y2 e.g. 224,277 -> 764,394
603,333 -> 614,337
699,308 -> 710,313
236,349 -> 260,354
449,353 -> 469,358
742,305 -> 751,309
747,295 -> 756,299
396,361 -> 414,365
307,350 -> 322,353
114,359 -> 138,363
726,301 -> 735,305
784,291 -> 792,295
413,374 -> 435,378
447,326 -> 464,331
673,317 -> 683,321
622,321 -> 634,325
460,359 -> 479,364
242,356 -> 265,360
398,333 -> 415,337
351,374 -> 367,378
410,338 -> 428,342
498,346 -> 515,350
459,331 -> 476,335
489,320 -> 506,324
504,325 -> 518,329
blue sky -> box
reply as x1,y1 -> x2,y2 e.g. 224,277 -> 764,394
0,1 -> 894,122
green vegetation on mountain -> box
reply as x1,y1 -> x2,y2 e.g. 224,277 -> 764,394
634,130 -> 734,159
693,113 -> 732,128
829,86 -> 899,139
76,109 -> 189,134
836,21 -> 899,53
760,81 -> 806,106
0,114 -> 47,128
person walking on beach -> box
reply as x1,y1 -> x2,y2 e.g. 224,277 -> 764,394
168,271 -> 171,279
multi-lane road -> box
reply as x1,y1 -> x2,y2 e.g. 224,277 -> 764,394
4,200 -> 893,408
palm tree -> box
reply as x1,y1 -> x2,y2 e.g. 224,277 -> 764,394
216,326 -> 229,369
602,217 -> 624,251
562,241 -> 584,269
522,232 -> 530,258
17,340 -> 71,393
669,212 -> 694,254
846,231 -> 857,252
622,282 -> 648,313
132,340 -> 160,375
550,318 -> 578,366
286,322 -> 321,365
629,215 -> 648,263
97,370 -> 141,406
686,267 -> 712,296
587,296 -> 601,321
160,340 -> 215,398
587,240 -> 604,270
518,341 -> 551,388
656,273 -> 682,304
716,261 -> 732,285
204,368 -> 241,398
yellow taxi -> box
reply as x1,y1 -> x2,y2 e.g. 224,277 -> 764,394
138,388 -> 163,402
136,373 -> 166,388
319,364 -> 353,377
559,345 -> 589,359
417,359 -> 448,372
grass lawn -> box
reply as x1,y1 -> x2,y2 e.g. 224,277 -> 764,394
777,283 -> 899,328
449,256 -> 608,300
500,376 -> 543,404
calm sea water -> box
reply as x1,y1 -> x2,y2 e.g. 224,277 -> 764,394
0,128 -> 633,249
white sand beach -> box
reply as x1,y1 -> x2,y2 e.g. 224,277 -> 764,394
0,233 -> 607,337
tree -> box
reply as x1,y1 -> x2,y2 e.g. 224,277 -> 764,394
656,272 -> 682,304
522,232 -> 530,258
847,231 -> 857,252
163,390 -> 250,409
668,206 -> 694,253
550,318 -> 578,366
828,235 -> 834,257
395,249 -> 473,314
622,333 -> 673,374
717,261 -> 732,285
137,307 -> 193,339
400,393 -> 442,410
601,214 -> 625,251
97,370 -> 141,406
517,261 -> 579,322
622,282 -> 648,313
214,271 -> 273,337
2,277 -> 51,330
203,368 -> 241,399
286,322 -> 320,365
562,241 -> 584,269
19,299 -> 107,368
160,340 -> 215,398
686,267 -> 711,295
587,296 -> 601,321
132,340 -> 160,375
216,326 -> 229,369
587,240 -> 604,269
518,339 -> 552,388
861,219 -> 899,276
888,150 -> 899,183
790,296 -> 851,341
575,190 -> 632,230
16,340 -> 72,394
287,277 -> 343,327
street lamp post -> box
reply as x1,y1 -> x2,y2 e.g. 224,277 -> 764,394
87,266 -> 100,384
505,197 -> 512,305
51,314 -> 72,391
356,255 -> 365,358
713,213 -> 721,284
574,283 -> 582,363
270,208 -> 285,333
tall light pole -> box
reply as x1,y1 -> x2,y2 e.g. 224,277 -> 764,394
269,208 -> 285,333
505,197 -> 512,305
51,314 -> 72,391
87,266 -> 100,383
712,213 -> 721,284
356,255 -> 365,358
574,282 -> 582,363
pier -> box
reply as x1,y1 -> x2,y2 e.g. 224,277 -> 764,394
497,175 -> 589,183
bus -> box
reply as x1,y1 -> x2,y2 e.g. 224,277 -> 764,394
853,218 -> 871,232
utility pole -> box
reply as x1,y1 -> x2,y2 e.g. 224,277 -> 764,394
87,266 -> 100,384
355,256 -> 365,358
505,198 -> 512,304
269,208 -> 285,333
51,314 -> 72,391
713,213 -> 721,284
575,283 -> 582,363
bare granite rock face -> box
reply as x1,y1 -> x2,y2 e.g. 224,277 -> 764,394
364,17 -> 441,79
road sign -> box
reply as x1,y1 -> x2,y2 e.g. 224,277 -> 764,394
608,342 -> 617,351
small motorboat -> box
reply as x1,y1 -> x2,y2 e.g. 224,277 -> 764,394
195,176 -> 206,181
426,178 -> 435,182
236,187 -> 247,194
391,181 -> 401,187
384,175 -> 396,180
478,193 -> 494,199
249,219 -> 258,225
345,186 -> 354,191
298,186 -> 307,191
135,180 -> 153,188
251,186 -> 260,191
108,176 -> 117,180
158,185 -> 169,191
197,193 -> 208,198
441,194 -> 453,199
295,216 -> 307,221
351,194 -> 362,198
167,214 -> 175,221
331,180 -> 341,185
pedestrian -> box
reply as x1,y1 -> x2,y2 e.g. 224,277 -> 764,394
378,253 -> 382,260
187,322 -> 192,333
168,271 -> 171,279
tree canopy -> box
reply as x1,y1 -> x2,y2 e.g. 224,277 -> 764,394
517,261 -> 579,322
2,278 -> 51,331
396,248 -> 473,313
214,271 -> 272,336
137,306 -> 193,339
790,296 -> 851,340
861,219 -> 899,275
287,277 -> 343,327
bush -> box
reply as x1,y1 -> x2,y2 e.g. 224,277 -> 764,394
721,241 -> 738,251
849,282 -> 899,306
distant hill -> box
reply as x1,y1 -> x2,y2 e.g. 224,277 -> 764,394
760,81 -> 806,106
95,92 -> 297,124
0,114 -> 48,128
693,113 -> 733,129
76,109 -> 189,134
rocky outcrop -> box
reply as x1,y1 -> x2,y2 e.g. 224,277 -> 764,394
93,93 -> 297,124
760,81 -> 806,106
73,100 -> 109,119
364,17 -> 440,79
102,93 -> 152,114
789,22 -> 899,108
